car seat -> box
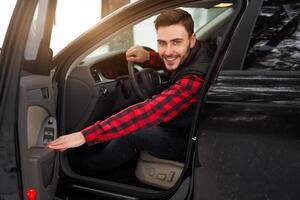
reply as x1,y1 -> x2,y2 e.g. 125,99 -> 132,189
135,151 -> 184,189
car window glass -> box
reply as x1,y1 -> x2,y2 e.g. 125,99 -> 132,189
24,1 -> 49,60
0,0 -> 17,51
84,5 -> 233,60
192,7 -> 231,34
84,15 -> 155,60
243,1 -> 300,71
50,0 -> 138,55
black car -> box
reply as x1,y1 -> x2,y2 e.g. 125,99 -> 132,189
0,0 -> 299,199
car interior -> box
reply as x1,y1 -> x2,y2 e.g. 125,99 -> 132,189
58,3 -> 235,193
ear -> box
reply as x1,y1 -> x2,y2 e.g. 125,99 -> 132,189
189,33 -> 196,48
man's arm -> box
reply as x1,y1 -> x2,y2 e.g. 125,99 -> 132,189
47,74 -> 204,150
82,74 -> 204,145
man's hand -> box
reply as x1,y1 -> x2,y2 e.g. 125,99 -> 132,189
126,45 -> 150,63
47,131 -> 86,151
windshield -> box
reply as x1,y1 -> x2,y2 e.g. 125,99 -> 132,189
0,0 -> 17,50
50,0 -> 139,55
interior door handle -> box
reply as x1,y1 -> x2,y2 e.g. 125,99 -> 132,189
36,116 -> 57,147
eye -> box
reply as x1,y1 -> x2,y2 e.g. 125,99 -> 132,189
172,40 -> 181,45
157,41 -> 166,46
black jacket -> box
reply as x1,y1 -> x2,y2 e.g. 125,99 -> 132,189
160,40 -> 213,132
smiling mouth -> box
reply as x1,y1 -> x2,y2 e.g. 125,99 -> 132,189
163,55 -> 179,62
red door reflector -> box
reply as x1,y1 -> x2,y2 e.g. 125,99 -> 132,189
27,188 -> 37,200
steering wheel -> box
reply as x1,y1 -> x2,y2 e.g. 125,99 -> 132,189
128,61 -> 162,100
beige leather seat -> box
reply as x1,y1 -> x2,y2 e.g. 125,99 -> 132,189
135,151 -> 184,189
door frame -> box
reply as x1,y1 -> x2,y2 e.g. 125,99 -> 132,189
0,0 -> 57,199
52,0 -> 245,199
0,0 -> 39,199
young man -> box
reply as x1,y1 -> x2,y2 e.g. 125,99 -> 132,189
48,9 -> 212,172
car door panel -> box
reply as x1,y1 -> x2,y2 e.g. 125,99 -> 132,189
195,104 -> 300,200
193,0 -> 300,199
0,0 -> 59,198
18,75 -> 58,200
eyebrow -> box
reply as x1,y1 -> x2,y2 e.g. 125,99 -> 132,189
157,38 -> 184,43
171,38 -> 183,42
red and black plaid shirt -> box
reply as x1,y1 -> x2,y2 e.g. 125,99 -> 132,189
81,51 -> 204,145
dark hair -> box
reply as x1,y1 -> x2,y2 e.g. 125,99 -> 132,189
154,9 -> 194,36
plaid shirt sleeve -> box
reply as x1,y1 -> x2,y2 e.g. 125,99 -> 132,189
147,51 -> 165,69
81,74 -> 204,146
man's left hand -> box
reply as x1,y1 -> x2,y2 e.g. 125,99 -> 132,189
47,131 -> 86,151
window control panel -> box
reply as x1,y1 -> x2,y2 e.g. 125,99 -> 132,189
36,116 -> 57,147
43,127 -> 55,145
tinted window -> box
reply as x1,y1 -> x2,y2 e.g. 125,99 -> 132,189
243,1 -> 300,71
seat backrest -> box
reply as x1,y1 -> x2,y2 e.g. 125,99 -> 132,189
135,151 -> 184,189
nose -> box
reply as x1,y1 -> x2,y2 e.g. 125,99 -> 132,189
164,44 -> 173,55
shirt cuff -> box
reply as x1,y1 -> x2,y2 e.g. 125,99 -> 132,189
81,125 -> 101,146
148,51 -> 157,66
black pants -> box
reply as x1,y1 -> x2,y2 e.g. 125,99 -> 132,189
68,126 -> 187,174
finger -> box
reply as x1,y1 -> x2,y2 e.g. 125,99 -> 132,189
126,56 -> 138,62
126,47 -> 135,53
127,45 -> 136,51
126,49 -> 137,57
47,143 -> 64,149
59,148 -> 67,152
47,142 -> 68,149
126,45 -> 141,55
48,137 -> 65,146
48,144 -> 67,150
126,53 -> 137,59
126,46 -> 137,53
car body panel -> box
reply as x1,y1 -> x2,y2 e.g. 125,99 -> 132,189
207,73 -> 300,107
195,104 -> 300,200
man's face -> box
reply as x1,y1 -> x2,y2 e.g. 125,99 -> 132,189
157,24 -> 196,71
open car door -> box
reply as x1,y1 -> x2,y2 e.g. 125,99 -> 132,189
0,0 -> 58,199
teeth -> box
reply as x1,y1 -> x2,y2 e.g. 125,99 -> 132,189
165,57 -> 177,61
